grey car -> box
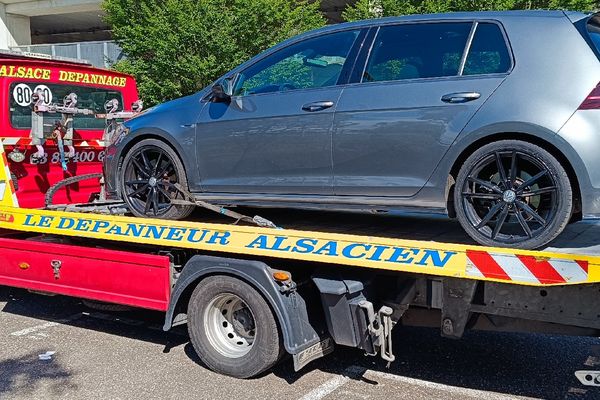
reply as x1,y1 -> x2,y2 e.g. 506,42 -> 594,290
104,10 -> 600,249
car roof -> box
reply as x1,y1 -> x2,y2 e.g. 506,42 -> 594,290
228,10 -> 592,78
308,9 -> 589,35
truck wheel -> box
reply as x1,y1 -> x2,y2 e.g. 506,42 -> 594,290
455,140 -> 572,249
120,138 -> 194,220
187,276 -> 282,378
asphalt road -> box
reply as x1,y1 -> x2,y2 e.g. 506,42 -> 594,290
1,286 -> 600,400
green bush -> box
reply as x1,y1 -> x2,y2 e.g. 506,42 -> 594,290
342,0 -> 598,21
103,0 -> 325,105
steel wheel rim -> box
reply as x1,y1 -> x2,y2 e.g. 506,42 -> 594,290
461,150 -> 559,244
203,293 -> 256,358
123,146 -> 182,216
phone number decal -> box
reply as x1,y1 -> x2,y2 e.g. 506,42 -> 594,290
30,150 -> 105,164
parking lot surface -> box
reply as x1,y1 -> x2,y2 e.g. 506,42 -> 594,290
1,284 -> 600,400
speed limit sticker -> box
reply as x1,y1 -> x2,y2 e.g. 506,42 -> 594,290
12,84 -> 53,106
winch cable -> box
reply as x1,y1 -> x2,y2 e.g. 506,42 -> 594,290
172,183 -> 279,229
45,177 -> 279,229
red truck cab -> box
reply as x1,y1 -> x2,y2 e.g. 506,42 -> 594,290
0,52 -> 139,208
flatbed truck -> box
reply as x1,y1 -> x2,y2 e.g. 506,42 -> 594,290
1,143 -> 600,380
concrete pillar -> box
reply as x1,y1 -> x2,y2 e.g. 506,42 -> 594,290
0,4 -> 31,49
6,13 -> 30,46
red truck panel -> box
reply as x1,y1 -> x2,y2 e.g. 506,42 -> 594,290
0,238 -> 171,311
0,58 -> 140,208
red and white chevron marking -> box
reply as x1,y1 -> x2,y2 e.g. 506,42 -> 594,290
466,250 -> 588,284
1,137 -> 106,148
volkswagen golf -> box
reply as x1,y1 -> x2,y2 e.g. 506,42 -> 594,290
103,10 -> 600,249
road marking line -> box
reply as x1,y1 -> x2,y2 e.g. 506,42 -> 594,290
299,366 -> 365,400
10,321 -> 59,336
9,313 -> 82,337
364,369 -> 528,400
298,365 -> 524,400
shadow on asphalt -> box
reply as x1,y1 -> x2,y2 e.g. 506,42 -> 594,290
268,327 -> 600,400
0,350 -> 77,397
3,272 -> 600,399
0,288 -> 189,351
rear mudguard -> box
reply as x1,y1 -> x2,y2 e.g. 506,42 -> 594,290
163,255 -> 321,355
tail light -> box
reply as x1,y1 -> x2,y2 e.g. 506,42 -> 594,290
579,83 -> 600,110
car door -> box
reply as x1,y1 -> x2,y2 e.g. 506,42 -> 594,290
332,21 -> 512,197
195,29 -> 363,195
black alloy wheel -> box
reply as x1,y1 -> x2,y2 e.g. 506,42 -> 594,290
455,140 -> 572,249
120,138 -> 194,220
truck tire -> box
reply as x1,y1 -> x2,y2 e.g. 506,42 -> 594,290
187,276 -> 282,378
455,140 -> 572,249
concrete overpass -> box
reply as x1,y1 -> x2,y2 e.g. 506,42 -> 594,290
0,0 -> 114,49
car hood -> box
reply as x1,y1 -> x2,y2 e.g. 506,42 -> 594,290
124,92 -> 205,130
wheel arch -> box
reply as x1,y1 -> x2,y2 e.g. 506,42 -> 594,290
116,129 -> 200,196
447,131 -> 583,222
163,255 -> 321,356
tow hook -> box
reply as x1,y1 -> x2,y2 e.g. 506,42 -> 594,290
359,300 -> 395,364
51,260 -> 62,279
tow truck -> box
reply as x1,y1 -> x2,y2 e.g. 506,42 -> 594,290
2,140 -> 600,381
0,55 -> 600,379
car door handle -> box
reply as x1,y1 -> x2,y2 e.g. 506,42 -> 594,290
441,92 -> 481,103
302,101 -> 335,112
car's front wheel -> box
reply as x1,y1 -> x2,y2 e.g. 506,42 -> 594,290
454,140 -> 572,249
120,138 -> 194,220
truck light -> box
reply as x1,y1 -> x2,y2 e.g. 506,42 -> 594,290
273,271 -> 290,282
8,148 -> 25,163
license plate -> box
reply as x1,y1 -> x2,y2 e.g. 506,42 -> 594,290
293,337 -> 334,371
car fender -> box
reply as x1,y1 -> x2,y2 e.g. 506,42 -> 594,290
113,125 -> 203,193
426,121 -> 593,213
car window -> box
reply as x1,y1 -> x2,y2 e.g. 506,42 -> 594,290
363,23 -> 472,83
463,23 -> 511,75
9,82 -> 123,130
235,30 -> 360,96
585,17 -> 600,58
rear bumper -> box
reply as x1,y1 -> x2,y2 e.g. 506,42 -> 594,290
583,187 -> 600,218
558,110 -> 600,218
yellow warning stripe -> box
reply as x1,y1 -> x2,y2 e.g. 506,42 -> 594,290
0,205 -> 597,287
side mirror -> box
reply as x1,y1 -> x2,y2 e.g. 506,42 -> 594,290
211,74 -> 239,103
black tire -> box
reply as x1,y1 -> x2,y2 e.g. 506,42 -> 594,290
187,276 -> 282,378
454,140 -> 572,249
120,138 -> 194,220
45,173 -> 103,206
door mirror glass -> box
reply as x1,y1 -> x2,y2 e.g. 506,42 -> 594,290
211,74 -> 239,103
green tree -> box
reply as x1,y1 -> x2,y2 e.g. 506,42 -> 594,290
342,0 -> 597,21
103,0 -> 325,105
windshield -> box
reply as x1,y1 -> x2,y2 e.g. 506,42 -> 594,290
9,82 -> 123,131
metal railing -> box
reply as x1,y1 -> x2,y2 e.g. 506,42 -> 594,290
10,41 -> 124,69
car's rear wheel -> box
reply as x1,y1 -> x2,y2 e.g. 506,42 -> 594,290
120,138 -> 194,220
454,140 -> 572,249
